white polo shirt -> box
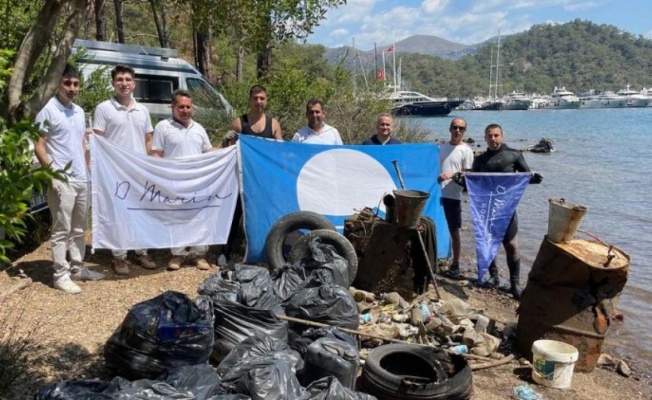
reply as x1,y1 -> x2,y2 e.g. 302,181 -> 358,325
35,97 -> 88,182
292,123 -> 343,145
151,118 -> 212,158
439,142 -> 474,200
93,97 -> 153,154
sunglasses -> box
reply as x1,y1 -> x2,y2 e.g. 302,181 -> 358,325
450,125 -> 466,131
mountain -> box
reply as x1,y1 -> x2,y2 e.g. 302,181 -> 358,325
323,34 -> 481,65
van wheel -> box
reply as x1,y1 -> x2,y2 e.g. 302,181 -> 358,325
288,229 -> 358,285
264,211 -> 336,270
359,344 -> 473,400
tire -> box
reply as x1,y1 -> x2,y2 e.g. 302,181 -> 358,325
359,344 -> 473,400
264,211 -> 336,270
288,229 -> 359,285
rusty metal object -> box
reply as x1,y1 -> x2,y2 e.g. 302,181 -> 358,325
516,237 -> 629,372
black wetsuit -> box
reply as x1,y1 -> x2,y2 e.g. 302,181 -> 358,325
240,114 -> 274,138
472,144 -> 532,290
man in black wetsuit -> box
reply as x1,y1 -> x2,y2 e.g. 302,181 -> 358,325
226,85 -> 283,144
469,123 -> 542,299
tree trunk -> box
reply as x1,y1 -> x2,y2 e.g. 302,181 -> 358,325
94,0 -> 106,41
149,0 -> 170,48
26,0 -> 88,119
256,41 -> 272,81
2,0 -> 87,122
195,27 -> 212,81
114,0 -> 124,43
236,44 -> 244,82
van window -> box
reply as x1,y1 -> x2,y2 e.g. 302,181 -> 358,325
134,74 -> 179,103
186,77 -> 228,110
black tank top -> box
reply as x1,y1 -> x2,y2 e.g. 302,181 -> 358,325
240,114 -> 274,138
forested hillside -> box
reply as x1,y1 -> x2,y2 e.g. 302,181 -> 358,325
390,20 -> 652,97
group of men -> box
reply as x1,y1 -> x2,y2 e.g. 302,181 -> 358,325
35,62 -> 538,297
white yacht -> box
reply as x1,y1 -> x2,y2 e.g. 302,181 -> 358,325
537,87 -> 581,109
503,91 -> 532,110
616,85 -> 651,107
580,91 -> 627,108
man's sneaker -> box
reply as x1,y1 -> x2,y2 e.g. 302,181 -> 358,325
168,256 -> 184,271
134,254 -> 158,270
195,257 -> 210,270
54,275 -> 82,294
71,267 -> 105,282
112,259 -> 131,276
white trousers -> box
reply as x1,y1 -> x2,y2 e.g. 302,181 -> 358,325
48,180 -> 89,279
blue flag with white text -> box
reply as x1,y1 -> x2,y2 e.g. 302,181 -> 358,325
238,135 -> 450,263
466,173 -> 531,281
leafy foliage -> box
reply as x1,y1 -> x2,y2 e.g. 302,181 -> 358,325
0,115 -> 67,264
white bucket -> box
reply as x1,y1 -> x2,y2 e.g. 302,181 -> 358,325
531,339 -> 579,389
547,198 -> 587,243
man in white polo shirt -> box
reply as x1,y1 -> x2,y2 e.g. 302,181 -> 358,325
35,64 -> 105,294
292,98 -> 343,145
93,65 -> 159,276
151,89 -> 214,271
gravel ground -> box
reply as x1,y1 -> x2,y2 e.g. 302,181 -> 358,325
1,237 -> 651,399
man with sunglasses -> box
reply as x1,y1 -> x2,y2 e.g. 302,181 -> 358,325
439,117 -> 474,280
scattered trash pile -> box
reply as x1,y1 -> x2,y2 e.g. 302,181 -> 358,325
33,237 -> 485,399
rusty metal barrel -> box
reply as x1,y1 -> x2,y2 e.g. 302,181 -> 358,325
516,236 -> 629,372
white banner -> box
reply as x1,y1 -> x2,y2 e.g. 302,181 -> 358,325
90,135 -> 238,250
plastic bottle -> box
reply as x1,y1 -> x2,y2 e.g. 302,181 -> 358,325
450,344 -> 468,354
419,303 -> 432,322
359,312 -> 375,324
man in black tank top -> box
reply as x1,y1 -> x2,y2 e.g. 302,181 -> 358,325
228,85 -> 282,143
221,85 -> 282,264
471,123 -> 542,300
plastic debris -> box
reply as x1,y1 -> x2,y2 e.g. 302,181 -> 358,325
513,384 -> 544,400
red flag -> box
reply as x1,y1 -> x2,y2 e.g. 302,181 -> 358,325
376,70 -> 384,80
386,45 -> 394,52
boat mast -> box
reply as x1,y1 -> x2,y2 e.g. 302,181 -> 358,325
392,30 -> 397,91
495,29 -> 502,100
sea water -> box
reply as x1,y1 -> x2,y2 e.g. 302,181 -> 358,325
409,108 -> 652,371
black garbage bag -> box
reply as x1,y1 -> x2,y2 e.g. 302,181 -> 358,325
104,291 -> 214,380
270,263 -> 307,302
285,274 -> 359,331
217,334 -> 303,379
220,358 -> 305,400
198,265 -> 288,364
300,239 -> 349,288
304,377 -> 377,400
158,364 -> 224,399
198,265 -> 283,312
289,326 -> 358,358
35,380 -> 113,400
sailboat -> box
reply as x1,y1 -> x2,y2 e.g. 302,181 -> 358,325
476,32 -> 504,111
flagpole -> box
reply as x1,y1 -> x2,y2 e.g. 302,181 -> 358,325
374,42 -> 378,82
382,50 -> 386,85
392,30 -> 396,90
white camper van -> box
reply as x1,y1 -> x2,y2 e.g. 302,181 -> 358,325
73,39 -> 233,120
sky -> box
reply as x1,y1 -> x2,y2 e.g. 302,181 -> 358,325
306,0 -> 652,51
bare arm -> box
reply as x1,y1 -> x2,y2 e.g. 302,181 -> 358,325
272,118 -> 283,140
145,131 -> 153,155
230,117 -> 242,133
34,135 -> 49,166
150,149 -> 163,157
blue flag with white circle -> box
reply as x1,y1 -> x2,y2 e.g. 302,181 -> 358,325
238,135 -> 450,263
